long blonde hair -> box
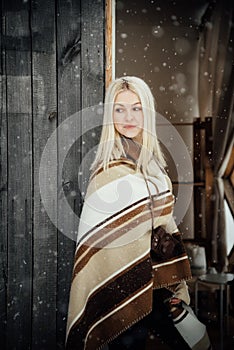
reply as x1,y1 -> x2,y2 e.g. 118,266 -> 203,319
91,76 -> 166,172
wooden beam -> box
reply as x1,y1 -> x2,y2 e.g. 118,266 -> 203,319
105,0 -> 115,89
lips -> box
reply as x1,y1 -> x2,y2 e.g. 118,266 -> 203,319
124,124 -> 137,129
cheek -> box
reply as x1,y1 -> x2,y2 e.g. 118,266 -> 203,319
138,113 -> 144,128
113,115 -> 122,132
113,113 -> 123,126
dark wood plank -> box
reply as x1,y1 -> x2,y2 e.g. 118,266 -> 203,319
4,2 -> 32,348
0,3 -> 7,347
55,1 -> 106,347
56,0 -> 81,346
80,0 -> 105,188
81,0 -> 105,109
31,0 -> 57,348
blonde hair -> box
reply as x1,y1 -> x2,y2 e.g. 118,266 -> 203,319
91,76 -> 166,172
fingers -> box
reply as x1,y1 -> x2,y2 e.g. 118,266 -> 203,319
169,297 -> 181,305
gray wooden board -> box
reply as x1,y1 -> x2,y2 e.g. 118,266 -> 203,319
5,4 -> 33,349
81,0 -> 105,191
81,0 -> 105,109
56,0 -> 81,346
31,0 -> 57,348
0,2 -> 7,347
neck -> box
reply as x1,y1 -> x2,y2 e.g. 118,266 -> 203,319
121,136 -> 142,163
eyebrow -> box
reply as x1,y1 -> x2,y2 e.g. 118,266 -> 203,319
114,102 -> 142,107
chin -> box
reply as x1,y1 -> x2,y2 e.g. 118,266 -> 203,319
121,129 -> 140,138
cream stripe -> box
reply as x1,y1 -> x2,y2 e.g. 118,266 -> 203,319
78,173 -> 171,241
84,281 -> 154,346
77,176 -> 150,242
76,197 -> 150,253
74,204 -> 152,269
75,191 -> 173,258
152,255 -> 188,268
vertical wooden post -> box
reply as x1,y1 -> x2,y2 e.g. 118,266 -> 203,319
105,0 -> 115,89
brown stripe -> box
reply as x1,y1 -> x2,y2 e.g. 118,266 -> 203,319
152,257 -> 192,288
85,283 -> 153,350
67,257 -> 152,350
72,204 -> 172,280
152,192 -> 174,208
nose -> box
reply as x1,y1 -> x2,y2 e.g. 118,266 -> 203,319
125,108 -> 133,121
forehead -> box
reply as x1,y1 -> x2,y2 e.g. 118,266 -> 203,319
115,90 -> 141,104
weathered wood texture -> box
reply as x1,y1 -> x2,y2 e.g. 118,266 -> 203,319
56,0 -> 82,347
0,0 -> 105,349
4,2 -> 33,349
31,0 -> 58,348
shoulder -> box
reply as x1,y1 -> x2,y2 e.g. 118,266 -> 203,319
86,158 -> 137,197
164,174 -> 173,192
90,158 -> 136,180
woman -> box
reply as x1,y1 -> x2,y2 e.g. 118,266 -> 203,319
66,76 -> 192,350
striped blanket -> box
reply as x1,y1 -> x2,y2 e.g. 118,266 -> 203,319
66,159 -> 192,350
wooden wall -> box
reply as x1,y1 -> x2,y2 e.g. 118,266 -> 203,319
0,0 -> 105,349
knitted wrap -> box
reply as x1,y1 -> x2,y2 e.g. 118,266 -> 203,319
66,158 -> 192,350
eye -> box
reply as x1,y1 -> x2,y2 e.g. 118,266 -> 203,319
133,106 -> 142,112
115,107 -> 124,113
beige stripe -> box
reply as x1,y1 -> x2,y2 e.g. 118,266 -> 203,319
90,159 -> 136,180
87,161 -> 136,197
67,234 -> 150,334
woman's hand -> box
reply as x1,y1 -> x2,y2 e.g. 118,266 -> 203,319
169,297 -> 181,305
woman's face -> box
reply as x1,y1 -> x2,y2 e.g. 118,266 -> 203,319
113,90 -> 144,143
